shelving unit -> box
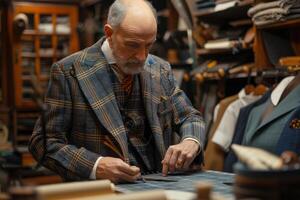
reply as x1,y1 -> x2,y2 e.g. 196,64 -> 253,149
256,18 -> 300,30
195,0 -> 253,25
185,0 -> 254,25
13,2 -> 78,108
196,46 -> 252,56
180,0 -> 300,120
12,1 -> 79,147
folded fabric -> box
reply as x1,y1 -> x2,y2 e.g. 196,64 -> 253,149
204,38 -> 240,49
253,7 -> 289,22
216,0 -> 237,4
196,0 -> 214,3
253,8 -> 300,25
252,6 -> 300,26
196,1 -> 216,9
254,13 -> 300,26
248,0 -> 300,17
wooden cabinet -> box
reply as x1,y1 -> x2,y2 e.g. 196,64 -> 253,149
13,2 -> 79,108
11,2 -> 79,147
186,0 -> 299,72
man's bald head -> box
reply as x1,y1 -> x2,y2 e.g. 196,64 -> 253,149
104,0 -> 157,75
107,0 -> 157,29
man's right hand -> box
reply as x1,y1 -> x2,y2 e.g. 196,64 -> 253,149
96,157 -> 141,183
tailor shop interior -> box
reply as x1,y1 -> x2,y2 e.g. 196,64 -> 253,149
1,0 -> 300,200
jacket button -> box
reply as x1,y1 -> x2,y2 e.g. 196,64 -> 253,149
70,67 -> 75,77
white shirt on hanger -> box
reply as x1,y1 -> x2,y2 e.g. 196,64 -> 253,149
212,88 -> 262,152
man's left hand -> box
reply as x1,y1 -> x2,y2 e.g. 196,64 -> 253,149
161,140 -> 200,176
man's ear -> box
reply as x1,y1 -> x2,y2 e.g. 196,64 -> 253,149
104,24 -> 113,43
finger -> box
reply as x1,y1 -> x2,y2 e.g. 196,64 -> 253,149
176,153 -> 186,170
169,150 -> 180,173
118,163 -> 140,176
162,148 -> 173,176
130,166 -> 141,175
190,164 -> 202,171
117,171 -> 140,183
182,153 -> 194,170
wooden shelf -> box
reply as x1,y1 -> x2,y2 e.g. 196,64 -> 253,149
14,0 -> 80,5
256,18 -> 300,30
23,29 -> 70,36
197,47 -> 252,56
81,0 -> 103,7
194,0 -> 254,25
21,52 -> 36,58
197,48 -> 233,55
170,62 -> 192,68
21,52 -> 67,58
12,2 -> 79,147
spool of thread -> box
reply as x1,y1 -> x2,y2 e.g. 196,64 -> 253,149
13,13 -> 28,34
196,182 -> 212,200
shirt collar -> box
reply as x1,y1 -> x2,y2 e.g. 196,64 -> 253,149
238,88 -> 247,99
101,39 -> 127,82
238,88 -> 261,106
271,76 -> 295,106
101,39 -> 117,64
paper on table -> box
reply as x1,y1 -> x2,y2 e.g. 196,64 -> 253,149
66,190 -> 167,200
36,180 -> 115,200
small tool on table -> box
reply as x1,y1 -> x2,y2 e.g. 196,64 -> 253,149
139,175 -> 178,182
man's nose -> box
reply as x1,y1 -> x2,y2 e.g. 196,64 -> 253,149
135,48 -> 147,61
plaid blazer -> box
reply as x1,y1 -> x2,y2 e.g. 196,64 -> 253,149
29,38 -> 206,181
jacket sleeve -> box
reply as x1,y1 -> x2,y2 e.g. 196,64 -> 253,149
161,63 -> 206,164
28,63 -> 99,181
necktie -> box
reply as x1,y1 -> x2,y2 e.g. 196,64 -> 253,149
110,64 -> 133,94
121,74 -> 133,94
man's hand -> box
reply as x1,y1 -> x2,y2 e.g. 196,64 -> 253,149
161,140 -> 200,176
96,157 -> 141,183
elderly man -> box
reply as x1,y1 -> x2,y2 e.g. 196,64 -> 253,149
29,0 -> 205,183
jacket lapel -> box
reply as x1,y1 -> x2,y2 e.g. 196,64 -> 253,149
73,40 -> 129,162
140,58 -> 166,157
253,84 -> 300,134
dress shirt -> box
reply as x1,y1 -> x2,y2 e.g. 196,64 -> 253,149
271,76 -> 294,106
212,89 -> 262,151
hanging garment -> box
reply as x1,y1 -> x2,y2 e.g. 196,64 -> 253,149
212,89 -> 263,152
199,84 -> 219,140
204,94 -> 238,171
223,90 -> 272,172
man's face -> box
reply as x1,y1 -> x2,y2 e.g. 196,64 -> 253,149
109,25 -> 156,75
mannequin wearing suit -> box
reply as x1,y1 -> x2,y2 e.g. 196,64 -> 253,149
225,74 -> 300,172
242,75 -> 300,153
29,0 -> 205,183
